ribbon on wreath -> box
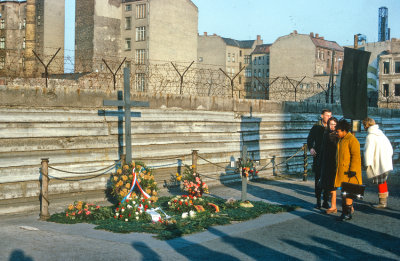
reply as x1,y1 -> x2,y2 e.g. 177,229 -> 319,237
121,167 -> 151,204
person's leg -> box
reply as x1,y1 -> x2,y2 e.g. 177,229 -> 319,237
326,190 -> 336,213
314,167 -> 322,208
322,190 -> 330,208
375,181 -> 389,208
338,196 -> 353,221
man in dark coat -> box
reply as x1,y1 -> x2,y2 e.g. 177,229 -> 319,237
307,109 -> 332,209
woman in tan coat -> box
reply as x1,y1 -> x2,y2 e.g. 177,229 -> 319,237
334,119 -> 362,221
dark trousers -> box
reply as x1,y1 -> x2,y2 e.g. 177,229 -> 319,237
314,167 -> 329,201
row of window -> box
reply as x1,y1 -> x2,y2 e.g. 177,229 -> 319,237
382,84 -> 400,97
125,3 -> 146,19
245,68 -> 269,78
0,19 -> 26,30
0,37 -> 26,49
124,26 -> 146,47
383,61 -> 400,74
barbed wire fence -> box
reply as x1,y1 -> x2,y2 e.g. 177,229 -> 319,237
0,47 -> 342,103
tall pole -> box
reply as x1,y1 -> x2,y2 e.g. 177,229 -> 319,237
124,68 -> 132,164
40,158 -> 50,220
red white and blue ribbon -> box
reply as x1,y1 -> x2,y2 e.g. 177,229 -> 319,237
121,167 -> 151,204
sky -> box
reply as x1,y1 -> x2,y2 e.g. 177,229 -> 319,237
64,0 -> 400,72
191,0 -> 400,45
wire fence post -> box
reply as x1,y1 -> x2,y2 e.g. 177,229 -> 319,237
303,144 -> 308,181
40,158 -> 50,220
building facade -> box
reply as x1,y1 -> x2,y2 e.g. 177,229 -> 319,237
197,33 -> 263,98
0,0 -> 64,78
379,38 -> 400,108
249,44 -> 270,99
269,31 -> 344,102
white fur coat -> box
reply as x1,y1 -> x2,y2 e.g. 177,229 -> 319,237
364,125 -> 393,177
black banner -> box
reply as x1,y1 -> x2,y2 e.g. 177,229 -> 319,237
340,47 -> 371,120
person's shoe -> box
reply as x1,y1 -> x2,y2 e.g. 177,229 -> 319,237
338,205 -> 353,221
373,193 -> 388,208
326,208 -> 337,214
315,198 -> 321,209
322,201 -> 330,209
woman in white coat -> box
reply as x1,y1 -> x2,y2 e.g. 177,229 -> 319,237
362,117 -> 393,208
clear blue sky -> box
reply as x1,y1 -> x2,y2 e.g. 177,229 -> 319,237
191,0 -> 400,45
64,0 -> 399,72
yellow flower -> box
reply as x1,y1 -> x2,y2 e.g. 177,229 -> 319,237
191,165 -> 196,169
136,165 -> 142,169
176,173 -> 180,177
129,174 -> 133,179
152,191 -> 158,196
125,183 -> 130,189
146,188 -> 151,194
68,204 -> 74,210
113,176 -> 118,181
177,176 -> 182,181
123,165 -> 130,170
116,169 -> 122,175
122,175 -> 128,181
132,192 -> 137,198
131,162 -> 136,168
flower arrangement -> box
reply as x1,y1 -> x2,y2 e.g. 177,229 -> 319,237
65,201 -> 105,221
110,161 -> 158,202
181,165 -> 209,197
167,195 -> 206,213
113,195 -> 155,222
239,158 -> 258,178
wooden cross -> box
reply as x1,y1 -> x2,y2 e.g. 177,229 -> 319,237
101,68 -> 149,164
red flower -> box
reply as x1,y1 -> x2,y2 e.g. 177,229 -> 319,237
129,214 -> 131,217
114,216 -> 117,219
185,202 -> 188,206
145,205 -> 148,209
116,208 -> 119,211
179,201 -> 182,205
142,199 -> 145,203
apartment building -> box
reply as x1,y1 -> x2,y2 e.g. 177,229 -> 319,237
379,38 -> 400,108
269,31 -> 344,102
0,0 -> 26,77
0,0 -> 64,78
198,33 -> 263,98
249,44 -> 271,99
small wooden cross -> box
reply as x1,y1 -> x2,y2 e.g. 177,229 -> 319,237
102,68 -> 149,164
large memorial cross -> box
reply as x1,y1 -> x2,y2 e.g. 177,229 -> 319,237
102,68 -> 149,164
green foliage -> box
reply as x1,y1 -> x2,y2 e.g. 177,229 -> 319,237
367,65 -> 377,75
48,196 -> 298,240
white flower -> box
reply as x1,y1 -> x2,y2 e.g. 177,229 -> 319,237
125,218 -> 128,222
136,216 -> 139,220
193,196 -> 197,200
189,210 -> 196,218
135,212 -> 139,216
116,213 -> 119,217
132,201 -> 136,205
127,205 -> 132,209
121,209 -> 125,212
140,209 -> 143,213
182,212 -> 189,219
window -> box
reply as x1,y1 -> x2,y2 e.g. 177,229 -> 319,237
383,84 -> 389,97
258,69 -> 261,77
253,58 -> 256,65
125,38 -> 131,50
125,61 -> 131,69
395,84 -> 400,96
244,55 -> 251,64
0,37 -> 5,49
0,56 -> 5,69
125,4 -> 132,11
258,57 -> 261,65
22,37 -> 25,49
245,69 -> 251,77
239,50 -> 242,57
135,49 -> 146,64
239,62 -> 242,69
23,18 -> 26,28
198,57 -> 203,62
0,19 -> 4,29
232,53 -> 235,63
136,73 -> 146,91
125,17 -> 131,30
227,53 -> 230,62
395,62 -> 400,74
239,76 -> 242,84
136,4 -> 146,19
136,26 -> 146,41
383,61 -> 390,74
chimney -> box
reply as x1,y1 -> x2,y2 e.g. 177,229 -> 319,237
315,33 -> 319,38
320,37 -> 324,40
204,32 -> 207,36
257,35 -> 261,41
310,32 -> 314,37
293,30 -> 298,34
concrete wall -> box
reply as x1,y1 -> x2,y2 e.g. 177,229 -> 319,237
1,84 -> 399,214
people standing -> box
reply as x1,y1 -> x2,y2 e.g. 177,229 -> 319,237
307,109 -> 332,209
334,119 -> 362,221
319,117 -> 339,214
362,117 -> 393,208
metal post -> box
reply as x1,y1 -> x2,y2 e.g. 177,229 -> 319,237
192,150 -> 198,173
303,144 -> 308,181
40,158 -> 50,220
123,68 -> 132,164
